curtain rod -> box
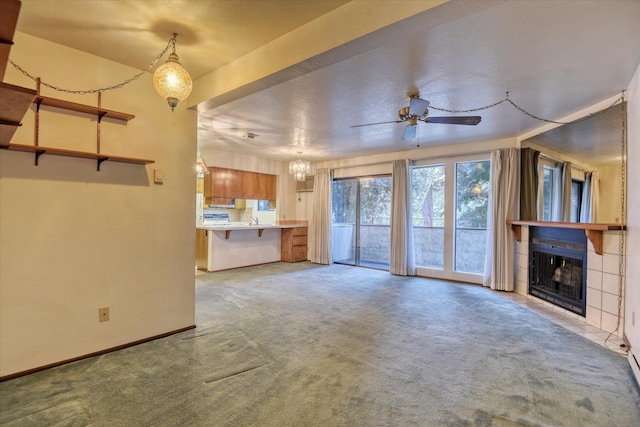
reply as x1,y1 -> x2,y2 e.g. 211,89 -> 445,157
538,153 -> 591,173
324,149 -> 494,171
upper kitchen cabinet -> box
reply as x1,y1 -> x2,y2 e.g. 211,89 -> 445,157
258,174 -> 277,201
204,167 -> 276,203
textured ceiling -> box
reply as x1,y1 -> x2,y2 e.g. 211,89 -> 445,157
14,0 -> 640,164
195,0 -> 640,163
523,103 -> 626,166
17,0 -> 350,80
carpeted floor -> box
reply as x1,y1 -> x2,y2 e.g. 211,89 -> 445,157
1,262 -> 639,426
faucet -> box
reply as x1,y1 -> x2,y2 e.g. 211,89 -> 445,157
248,215 -> 259,225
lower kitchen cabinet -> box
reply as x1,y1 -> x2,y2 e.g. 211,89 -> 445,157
196,229 -> 209,270
281,227 -> 308,262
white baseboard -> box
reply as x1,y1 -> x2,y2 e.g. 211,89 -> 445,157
629,351 -> 640,388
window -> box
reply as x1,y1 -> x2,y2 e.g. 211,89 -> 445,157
454,160 -> 490,274
540,164 -> 584,223
411,165 -> 445,269
571,179 -> 583,222
541,166 -> 555,221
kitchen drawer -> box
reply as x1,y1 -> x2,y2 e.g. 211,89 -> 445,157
292,235 -> 307,246
292,227 -> 307,236
281,226 -> 308,262
292,245 -> 307,262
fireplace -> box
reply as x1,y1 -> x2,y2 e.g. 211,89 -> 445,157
529,227 -> 587,316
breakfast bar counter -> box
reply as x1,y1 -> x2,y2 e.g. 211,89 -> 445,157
196,221 -> 308,271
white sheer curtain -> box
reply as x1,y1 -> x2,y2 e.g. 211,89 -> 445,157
580,171 -> 598,223
390,159 -> 415,276
550,162 -> 572,222
483,148 -> 518,291
309,168 -> 333,265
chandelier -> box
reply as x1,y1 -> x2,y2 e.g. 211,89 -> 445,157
289,152 -> 311,181
153,33 -> 193,111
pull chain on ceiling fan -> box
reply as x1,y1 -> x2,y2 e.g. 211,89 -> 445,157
351,94 -> 481,141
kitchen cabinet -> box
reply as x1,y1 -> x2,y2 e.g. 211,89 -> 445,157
281,227 -> 308,262
204,167 -> 276,203
196,229 -> 209,270
259,174 -> 277,200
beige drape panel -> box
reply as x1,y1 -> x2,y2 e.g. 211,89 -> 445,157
483,148 -> 518,291
310,168 -> 333,265
520,148 -> 540,220
390,159 -> 416,276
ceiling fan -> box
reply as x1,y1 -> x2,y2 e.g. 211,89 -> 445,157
351,94 -> 481,141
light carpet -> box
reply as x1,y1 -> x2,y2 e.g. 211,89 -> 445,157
1,262 -> 639,426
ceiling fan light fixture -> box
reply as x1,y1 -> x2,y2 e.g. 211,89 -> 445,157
289,152 -> 311,181
153,33 -> 192,111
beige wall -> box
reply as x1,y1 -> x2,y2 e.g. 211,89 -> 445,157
597,164 -> 623,223
0,33 -> 197,377
625,61 -> 640,366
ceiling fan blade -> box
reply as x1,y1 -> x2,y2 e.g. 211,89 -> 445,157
402,124 -> 417,140
423,116 -> 481,125
409,97 -> 430,116
351,120 -> 404,128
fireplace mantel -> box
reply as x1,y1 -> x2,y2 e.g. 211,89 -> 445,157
506,220 -> 624,255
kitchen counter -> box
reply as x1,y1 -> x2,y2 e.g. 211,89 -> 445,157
196,221 -> 308,271
197,220 -> 308,231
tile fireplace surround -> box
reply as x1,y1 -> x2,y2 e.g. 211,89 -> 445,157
513,224 -> 625,339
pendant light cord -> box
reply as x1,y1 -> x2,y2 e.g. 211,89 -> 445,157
8,34 -> 178,94
429,92 -> 624,126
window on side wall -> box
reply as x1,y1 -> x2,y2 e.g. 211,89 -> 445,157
570,179 -> 584,222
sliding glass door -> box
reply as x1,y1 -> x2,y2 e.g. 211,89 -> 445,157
411,156 -> 490,283
332,176 -> 392,270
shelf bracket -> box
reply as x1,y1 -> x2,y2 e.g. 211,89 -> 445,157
258,229 -> 265,237
35,97 -> 43,113
34,149 -> 45,166
0,119 -> 21,127
225,230 -> 232,240
0,38 -> 14,46
585,230 -> 603,255
509,224 -> 522,242
97,156 -> 108,171
97,111 -> 107,123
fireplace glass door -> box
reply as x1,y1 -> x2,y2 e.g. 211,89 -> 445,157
529,227 -> 587,316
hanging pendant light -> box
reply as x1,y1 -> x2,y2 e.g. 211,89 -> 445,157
153,33 -> 192,111
289,152 -> 311,181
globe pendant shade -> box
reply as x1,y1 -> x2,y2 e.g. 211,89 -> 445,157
153,52 -> 192,111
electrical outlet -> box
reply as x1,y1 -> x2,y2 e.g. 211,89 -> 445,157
99,306 -> 110,322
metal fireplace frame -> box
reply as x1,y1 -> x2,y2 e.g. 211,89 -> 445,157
529,226 -> 588,316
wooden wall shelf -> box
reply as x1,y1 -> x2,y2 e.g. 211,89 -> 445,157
506,220 -> 624,255
0,1 -> 148,165
1,143 -> 154,170
35,95 -> 135,122
0,0 -> 21,81
0,82 -> 37,147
